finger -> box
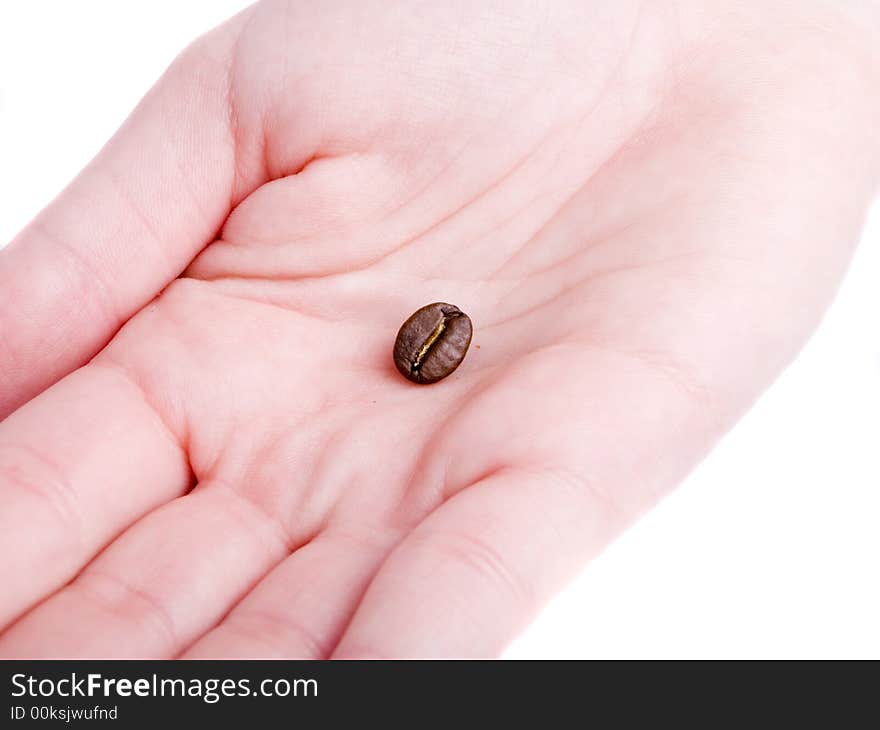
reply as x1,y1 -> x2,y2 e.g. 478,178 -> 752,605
331,467 -> 626,659
0,18 -> 246,419
0,361 -> 191,630
332,344 -> 718,658
0,481 -> 299,658
182,528 -> 395,659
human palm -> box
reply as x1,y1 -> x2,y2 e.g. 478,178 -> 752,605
0,0 -> 877,657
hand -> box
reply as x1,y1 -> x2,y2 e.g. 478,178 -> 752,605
0,0 -> 877,658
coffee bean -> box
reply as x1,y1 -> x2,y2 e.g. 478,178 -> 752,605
393,303 -> 473,384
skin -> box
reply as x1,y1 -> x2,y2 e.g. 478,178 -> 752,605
0,0 -> 878,658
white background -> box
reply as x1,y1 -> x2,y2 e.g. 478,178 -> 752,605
1,1 -> 878,659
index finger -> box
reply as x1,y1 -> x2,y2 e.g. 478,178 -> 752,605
0,16 -> 244,418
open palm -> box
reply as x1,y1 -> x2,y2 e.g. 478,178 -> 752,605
1,0 -> 877,657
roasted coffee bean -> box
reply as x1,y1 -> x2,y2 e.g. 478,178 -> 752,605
393,302 -> 473,384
